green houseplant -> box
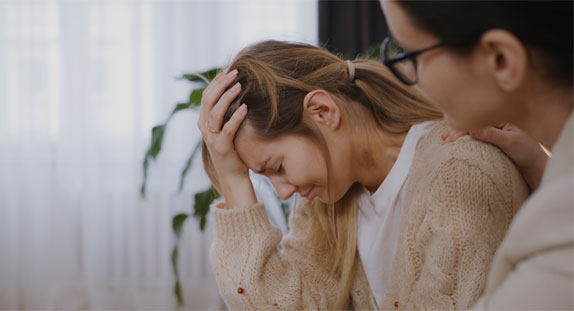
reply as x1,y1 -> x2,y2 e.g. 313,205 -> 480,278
139,68 -> 290,307
140,68 -> 221,306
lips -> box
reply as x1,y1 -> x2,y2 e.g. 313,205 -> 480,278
302,185 -> 315,200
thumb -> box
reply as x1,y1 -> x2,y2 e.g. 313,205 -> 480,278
469,127 -> 509,149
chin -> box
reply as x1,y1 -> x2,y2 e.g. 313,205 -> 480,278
318,191 -> 347,205
316,196 -> 330,204
309,191 -> 331,205
444,114 -> 488,132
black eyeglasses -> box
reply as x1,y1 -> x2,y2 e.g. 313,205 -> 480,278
381,37 -> 446,86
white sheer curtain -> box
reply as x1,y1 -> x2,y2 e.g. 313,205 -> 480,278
0,0 -> 317,309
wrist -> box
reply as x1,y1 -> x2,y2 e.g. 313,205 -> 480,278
220,175 -> 257,209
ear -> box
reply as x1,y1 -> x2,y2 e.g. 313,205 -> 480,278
479,29 -> 528,92
303,89 -> 341,129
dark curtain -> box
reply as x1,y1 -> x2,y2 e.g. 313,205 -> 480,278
319,0 -> 389,59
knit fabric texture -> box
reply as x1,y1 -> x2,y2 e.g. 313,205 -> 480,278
380,122 -> 529,310
210,121 -> 529,310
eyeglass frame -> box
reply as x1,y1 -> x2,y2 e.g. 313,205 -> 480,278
380,36 -> 446,86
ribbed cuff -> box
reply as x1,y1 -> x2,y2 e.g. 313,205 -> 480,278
212,202 -> 274,239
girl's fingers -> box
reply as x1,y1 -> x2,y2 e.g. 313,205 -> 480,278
441,128 -> 468,143
450,131 -> 468,142
198,68 -> 238,133
208,82 -> 242,133
202,69 -> 238,111
470,127 -> 510,149
199,70 -> 224,116
219,104 -> 248,146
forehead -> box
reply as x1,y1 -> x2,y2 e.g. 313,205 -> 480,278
235,123 -> 320,173
234,124 -> 309,172
234,125 -> 270,171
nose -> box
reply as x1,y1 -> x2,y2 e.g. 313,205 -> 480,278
268,176 -> 297,200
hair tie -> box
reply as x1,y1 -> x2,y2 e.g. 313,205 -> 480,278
346,60 -> 356,82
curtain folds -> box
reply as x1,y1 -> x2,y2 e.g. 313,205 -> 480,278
0,1 -> 317,309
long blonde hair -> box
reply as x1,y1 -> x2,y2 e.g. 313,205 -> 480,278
202,40 -> 441,308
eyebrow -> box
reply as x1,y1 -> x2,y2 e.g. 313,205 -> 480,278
257,157 -> 270,174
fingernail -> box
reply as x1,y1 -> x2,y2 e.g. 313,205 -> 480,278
232,82 -> 241,91
239,103 -> 247,112
228,69 -> 238,76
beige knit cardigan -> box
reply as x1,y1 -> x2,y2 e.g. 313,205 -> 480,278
210,122 -> 529,310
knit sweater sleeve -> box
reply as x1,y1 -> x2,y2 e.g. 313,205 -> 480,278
209,196 -> 339,310
383,136 -> 528,310
417,160 -> 509,309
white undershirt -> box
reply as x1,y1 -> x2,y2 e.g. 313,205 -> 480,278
357,121 -> 435,306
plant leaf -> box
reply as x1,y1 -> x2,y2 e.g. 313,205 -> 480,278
140,125 -> 166,198
149,125 -> 166,159
171,243 -> 184,306
201,68 -> 219,81
178,142 -> 202,193
171,102 -> 191,117
140,156 -> 149,197
366,41 -> 382,60
193,186 -> 221,231
171,246 -> 179,275
173,279 -> 184,306
188,88 -> 204,108
181,68 -> 219,83
172,213 -> 188,239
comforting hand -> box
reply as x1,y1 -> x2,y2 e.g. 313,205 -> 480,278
197,69 -> 257,208
442,124 -> 549,191
441,127 -> 469,144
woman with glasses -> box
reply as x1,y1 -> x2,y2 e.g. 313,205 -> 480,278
198,40 -> 528,310
381,1 -> 573,309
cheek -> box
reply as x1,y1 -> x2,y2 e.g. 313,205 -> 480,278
418,55 -> 467,112
288,149 -> 327,186
418,55 -> 502,130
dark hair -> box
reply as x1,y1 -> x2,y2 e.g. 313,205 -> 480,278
398,0 -> 573,86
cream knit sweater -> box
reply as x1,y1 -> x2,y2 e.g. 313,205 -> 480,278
210,122 -> 529,310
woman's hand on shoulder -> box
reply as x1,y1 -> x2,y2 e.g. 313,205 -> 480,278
197,69 -> 257,208
442,123 -> 549,191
